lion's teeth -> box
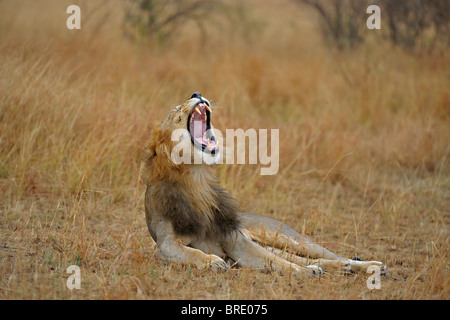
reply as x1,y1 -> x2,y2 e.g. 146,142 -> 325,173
206,106 -> 212,113
194,107 -> 201,115
207,142 -> 212,150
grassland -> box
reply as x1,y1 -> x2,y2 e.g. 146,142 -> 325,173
0,0 -> 448,300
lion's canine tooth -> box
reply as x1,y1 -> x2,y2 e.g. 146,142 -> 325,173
194,107 -> 201,115
206,106 -> 212,113
207,142 -> 212,150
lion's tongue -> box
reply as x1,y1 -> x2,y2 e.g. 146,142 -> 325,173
191,119 -> 206,145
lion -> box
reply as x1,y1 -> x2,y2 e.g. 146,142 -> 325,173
141,92 -> 386,277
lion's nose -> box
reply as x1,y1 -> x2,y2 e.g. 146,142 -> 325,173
190,92 -> 202,99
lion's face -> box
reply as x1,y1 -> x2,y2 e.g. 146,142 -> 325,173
160,92 -> 220,165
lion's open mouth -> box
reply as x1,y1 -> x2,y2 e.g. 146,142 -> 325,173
187,101 -> 218,154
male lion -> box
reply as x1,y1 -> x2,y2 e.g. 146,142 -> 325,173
142,92 -> 386,277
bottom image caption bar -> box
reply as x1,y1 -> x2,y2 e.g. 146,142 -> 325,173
180,303 -> 268,317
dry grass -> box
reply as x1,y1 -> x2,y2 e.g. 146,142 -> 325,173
0,0 -> 449,300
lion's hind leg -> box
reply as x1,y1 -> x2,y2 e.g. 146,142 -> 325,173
239,212 -> 341,260
240,212 -> 386,275
265,247 -> 352,274
222,230 -> 323,277
240,225 -> 351,273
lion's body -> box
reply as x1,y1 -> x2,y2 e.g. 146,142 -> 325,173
142,93 -> 385,276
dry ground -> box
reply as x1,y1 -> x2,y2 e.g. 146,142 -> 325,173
0,0 -> 449,299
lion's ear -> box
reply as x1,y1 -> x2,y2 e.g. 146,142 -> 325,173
153,128 -> 174,162
140,145 -> 155,185
149,127 -> 179,166
144,146 -> 156,165
140,128 -> 161,184
144,128 -> 160,162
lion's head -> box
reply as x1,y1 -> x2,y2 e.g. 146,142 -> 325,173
143,93 -> 221,185
157,92 -> 221,166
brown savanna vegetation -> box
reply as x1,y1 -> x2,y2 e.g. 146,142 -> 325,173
0,0 -> 448,299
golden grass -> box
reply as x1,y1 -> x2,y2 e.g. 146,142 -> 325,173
0,0 -> 449,299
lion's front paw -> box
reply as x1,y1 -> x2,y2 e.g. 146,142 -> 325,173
203,255 -> 229,272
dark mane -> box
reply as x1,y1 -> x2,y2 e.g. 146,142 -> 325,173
146,181 -> 240,241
